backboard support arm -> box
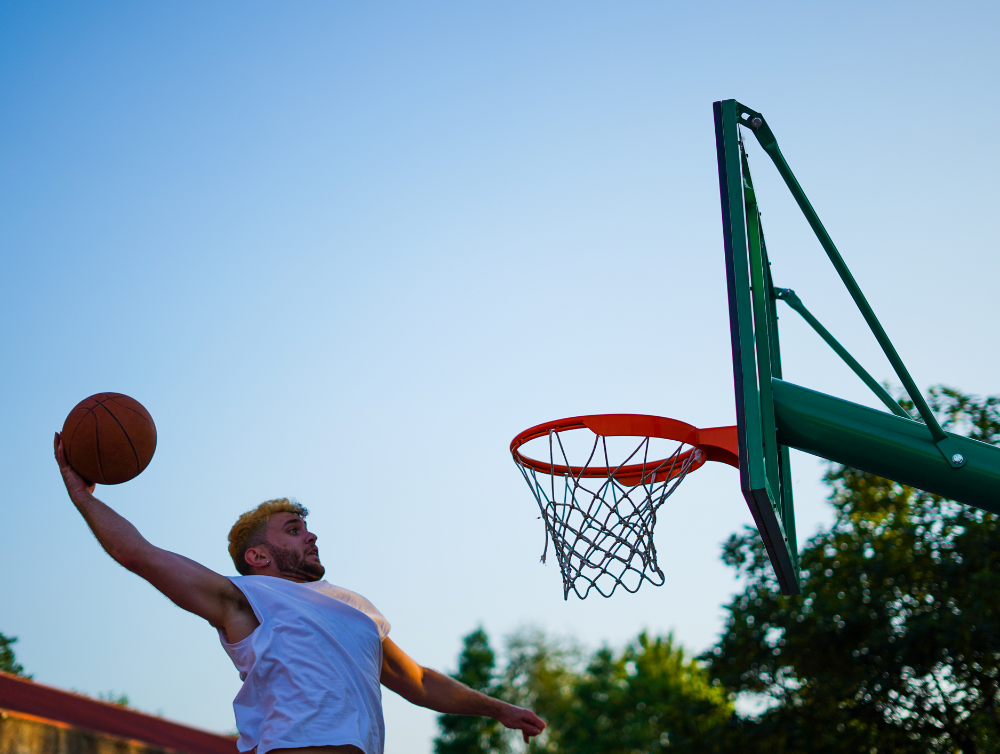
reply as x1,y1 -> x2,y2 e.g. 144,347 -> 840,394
774,380 -> 1000,514
732,102 -> 965,470
774,288 -> 911,419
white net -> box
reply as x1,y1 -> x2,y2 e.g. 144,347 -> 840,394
513,429 -> 701,600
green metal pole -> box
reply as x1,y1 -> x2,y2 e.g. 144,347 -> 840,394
734,102 -> 964,469
774,380 -> 1000,513
774,288 -> 910,419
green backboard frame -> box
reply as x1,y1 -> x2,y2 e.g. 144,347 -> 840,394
714,100 -> 799,594
713,99 -> 1000,596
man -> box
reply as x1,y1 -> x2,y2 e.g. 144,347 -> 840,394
54,433 -> 545,754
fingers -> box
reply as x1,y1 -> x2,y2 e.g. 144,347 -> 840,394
54,431 -> 96,494
522,711 -> 545,732
514,711 -> 545,741
54,432 -> 71,469
54,431 -> 72,472
499,706 -> 546,741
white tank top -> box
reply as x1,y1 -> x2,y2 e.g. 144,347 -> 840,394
218,576 -> 391,754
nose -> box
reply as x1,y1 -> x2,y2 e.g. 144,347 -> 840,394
306,531 -> 317,544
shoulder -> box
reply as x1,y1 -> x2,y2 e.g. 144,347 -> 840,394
308,581 -> 376,609
308,582 -> 391,639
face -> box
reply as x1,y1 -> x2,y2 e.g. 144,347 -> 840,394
260,514 -> 325,582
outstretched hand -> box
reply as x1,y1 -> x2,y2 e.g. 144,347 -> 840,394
54,432 -> 95,499
497,704 -> 546,743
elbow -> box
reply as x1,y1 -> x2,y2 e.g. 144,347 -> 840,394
114,552 -> 139,573
109,544 -> 146,574
401,667 -> 432,706
387,667 -> 431,707
415,666 -> 436,705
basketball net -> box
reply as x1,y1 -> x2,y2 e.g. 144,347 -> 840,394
513,430 -> 702,600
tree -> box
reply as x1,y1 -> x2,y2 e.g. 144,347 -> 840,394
97,691 -> 131,707
0,632 -> 29,677
704,387 -> 1000,753
436,626 -> 733,753
435,627 -> 510,754
551,632 -> 732,754
497,627 -> 583,754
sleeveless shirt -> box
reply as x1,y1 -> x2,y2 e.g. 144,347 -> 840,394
218,576 -> 391,754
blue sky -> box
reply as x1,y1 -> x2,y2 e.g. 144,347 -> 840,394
2,2 -> 998,752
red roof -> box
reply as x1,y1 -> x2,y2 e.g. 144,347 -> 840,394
0,671 -> 238,754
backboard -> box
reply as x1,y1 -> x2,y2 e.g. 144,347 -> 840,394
713,100 -> 1000,596
714,99 -> 799,594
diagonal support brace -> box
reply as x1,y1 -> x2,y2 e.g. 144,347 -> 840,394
736,103 -> 966,469
774,288 -> 910,419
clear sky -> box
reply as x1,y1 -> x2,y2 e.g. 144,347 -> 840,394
2,2 -> 998,752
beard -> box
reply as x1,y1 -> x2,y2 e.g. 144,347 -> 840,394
267,542 -> 325,582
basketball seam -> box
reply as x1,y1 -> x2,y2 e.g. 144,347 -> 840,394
94,411 -> 107,485
63,405 -> 94,468
105,395 -> 155,431
96,403 -> 141,477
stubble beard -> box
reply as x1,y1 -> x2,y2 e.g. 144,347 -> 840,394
268,543 -> 325,582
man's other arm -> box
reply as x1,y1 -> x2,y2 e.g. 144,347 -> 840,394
380,637 -> 546,743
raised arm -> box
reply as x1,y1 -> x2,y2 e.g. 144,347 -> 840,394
379,637 -> 546,743
54,432 -> 258,641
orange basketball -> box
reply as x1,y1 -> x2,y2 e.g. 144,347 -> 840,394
61,393 -> 157,485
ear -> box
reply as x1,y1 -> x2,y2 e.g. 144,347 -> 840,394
244,545 -> 272,571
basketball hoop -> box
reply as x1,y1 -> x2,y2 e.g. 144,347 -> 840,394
511,415 -> 738,600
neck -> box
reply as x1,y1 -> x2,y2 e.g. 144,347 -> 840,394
253,564 -> 321,583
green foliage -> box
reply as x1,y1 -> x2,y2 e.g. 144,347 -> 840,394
550,633 -> 732,754
435,626 -> 733,753
435,627 -> 510,754
704,386 -> 1000,753
0,632 -> 30,677
97,691 -> 131,707
71,688 -> 133,708
497,627 -> 583,754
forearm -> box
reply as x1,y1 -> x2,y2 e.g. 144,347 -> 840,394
380,639 -> 545,741
68,488 -> 151,569
408,668 -> 508,718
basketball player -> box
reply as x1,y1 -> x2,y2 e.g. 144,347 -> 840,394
54,433 -> 545,754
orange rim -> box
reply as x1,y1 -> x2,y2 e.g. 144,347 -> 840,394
510,414 -> 739,485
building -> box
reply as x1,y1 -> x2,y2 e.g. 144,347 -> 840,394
0,671 -> 237,754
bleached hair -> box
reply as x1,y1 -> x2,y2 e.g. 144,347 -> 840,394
228,498 -> 309,576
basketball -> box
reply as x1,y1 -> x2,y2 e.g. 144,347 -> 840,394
61,393 -> 157,485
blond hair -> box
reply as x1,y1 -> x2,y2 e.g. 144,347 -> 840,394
228,498 -> 309,575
